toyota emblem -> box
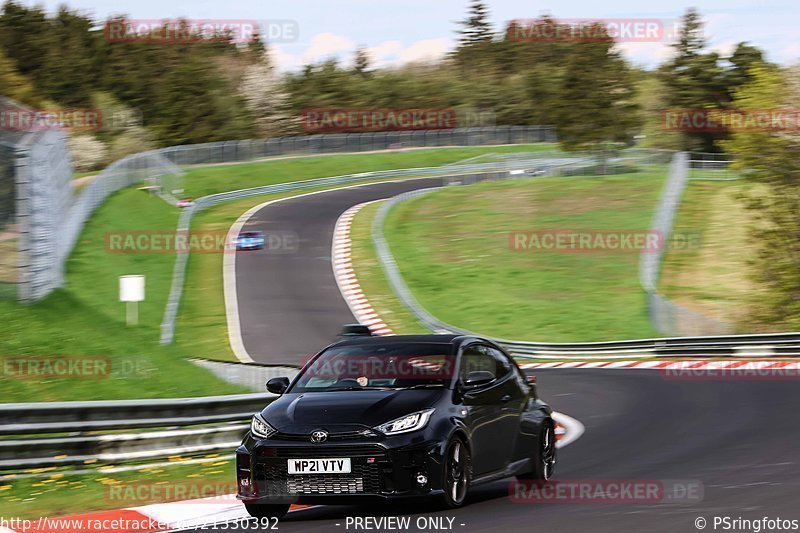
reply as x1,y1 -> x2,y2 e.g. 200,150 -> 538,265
310,430 -> 328,443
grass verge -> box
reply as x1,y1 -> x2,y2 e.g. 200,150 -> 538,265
0,189 -> 250,402
1,455 -> 234,520
658,179 -> 763,328
179,144 -> 554,198
380,170 -> 669,342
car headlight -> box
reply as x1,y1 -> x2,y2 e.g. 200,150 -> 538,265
251,414 -> 276,439
375,408 -> 435,435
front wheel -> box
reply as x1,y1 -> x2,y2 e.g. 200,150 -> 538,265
441,436 -> 471,508
244,503 -> 291,520
517,421 -> 556,481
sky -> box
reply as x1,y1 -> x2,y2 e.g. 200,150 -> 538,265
27,0 -> 800,71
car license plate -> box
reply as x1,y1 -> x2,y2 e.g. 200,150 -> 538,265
287,458 -> 351,474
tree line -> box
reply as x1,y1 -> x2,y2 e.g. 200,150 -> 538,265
0,2 -> 775,156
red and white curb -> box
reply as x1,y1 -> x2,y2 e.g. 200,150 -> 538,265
0,499 -> 314,532
332,203 -> 393,336
518,360 -> 800,370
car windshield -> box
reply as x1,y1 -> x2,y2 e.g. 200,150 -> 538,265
290,343 -> 456,393
240,232 -> 262,239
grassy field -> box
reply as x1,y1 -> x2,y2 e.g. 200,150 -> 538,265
379,170 -> 671,342
0,189 -> 251,402
659,179 -> 762,328
1,455 -> 234,519
179,145 -> 555,198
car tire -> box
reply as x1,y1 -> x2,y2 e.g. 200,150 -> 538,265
441,435 -> 471,508
517,420 -> 556,481
244,503 -> 291,520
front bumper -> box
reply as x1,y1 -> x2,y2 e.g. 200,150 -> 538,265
236,436 -> 447,505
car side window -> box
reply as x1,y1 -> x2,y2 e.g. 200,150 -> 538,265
460,345 -> 499,382
483,346 -> 513,379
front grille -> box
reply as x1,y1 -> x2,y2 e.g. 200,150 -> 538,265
260,445 -> 386,458
287,475 -> 364,494
254,448 -> 386,496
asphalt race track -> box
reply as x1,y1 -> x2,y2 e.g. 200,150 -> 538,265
234,176 -> 446,365
183,370 -> 800,532
226,176 -> 800,532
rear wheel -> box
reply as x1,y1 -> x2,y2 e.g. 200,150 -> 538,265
518,421 -> 556,481
244,503 -> 291,520
441,436 -> 471,508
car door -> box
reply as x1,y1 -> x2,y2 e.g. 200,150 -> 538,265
458,344 -> 512,475
484,346 -> 529,464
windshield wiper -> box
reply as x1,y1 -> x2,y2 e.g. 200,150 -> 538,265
400,383 -> 445,389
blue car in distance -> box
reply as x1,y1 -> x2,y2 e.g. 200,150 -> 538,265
235,230 -> 266,251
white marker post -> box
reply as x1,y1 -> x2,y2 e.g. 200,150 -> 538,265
119,275 -> 145,326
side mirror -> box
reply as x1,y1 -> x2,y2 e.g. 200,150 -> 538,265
266,377 -> 290,395
464,370 -> 495,388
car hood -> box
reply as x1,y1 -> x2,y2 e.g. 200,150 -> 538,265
261,389 -> 442,431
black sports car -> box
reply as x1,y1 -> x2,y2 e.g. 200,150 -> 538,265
236,331 -> 556,519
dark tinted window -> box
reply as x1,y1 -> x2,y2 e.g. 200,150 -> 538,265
460,345 -> 501,381
484,346 -> 513,378
291,343 -> 455,392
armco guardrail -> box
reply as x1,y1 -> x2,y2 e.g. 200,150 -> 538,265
0,392 -> 277,469
4,329 -> 800,470
159,155 -> 587,344
641,152 -> 733,336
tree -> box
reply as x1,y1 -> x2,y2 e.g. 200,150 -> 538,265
721,64 -> 800,329
353,47 -> 371,77
240,50 -> 296,137
0,48 -> 39,105
550,24 -> 640,151
659,9 -> 729,151
453,1 -> 496,73
457,0 -> 492,46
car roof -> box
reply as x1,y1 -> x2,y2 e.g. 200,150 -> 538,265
331,334 -> 479,348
